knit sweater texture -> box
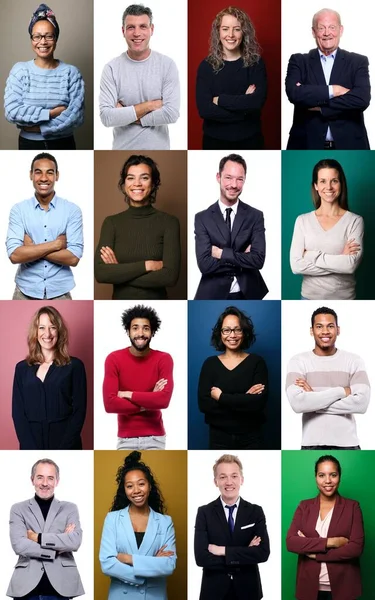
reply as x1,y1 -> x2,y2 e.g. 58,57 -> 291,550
94,204 -> 181,299
196,57 -> 267,141
198,354 -> 268,434
4,59 -> 84,140
290,211 -> 364,300
99,50 -> 180,149
103,347 -> 174,438
286,348 -> 370,446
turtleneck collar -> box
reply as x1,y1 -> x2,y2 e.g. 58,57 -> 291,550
126,204 -> 156,217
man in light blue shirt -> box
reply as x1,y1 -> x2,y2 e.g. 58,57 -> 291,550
6,152 -> 83,299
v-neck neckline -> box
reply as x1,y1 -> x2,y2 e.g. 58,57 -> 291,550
314,210 -> 348,233
216,353 -> 250,372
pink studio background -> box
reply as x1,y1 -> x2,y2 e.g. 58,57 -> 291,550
0,300 -> 93,449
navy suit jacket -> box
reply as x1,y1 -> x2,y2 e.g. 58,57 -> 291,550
194,497 -> 270,600
285,48 -> 371,149
194,200 -> 268,300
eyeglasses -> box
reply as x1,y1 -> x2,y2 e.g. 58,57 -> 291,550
221,327 -> 243,336
315,25 -> 339,33
31,33 -> 56,42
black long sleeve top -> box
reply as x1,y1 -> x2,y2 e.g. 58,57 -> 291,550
198,354 -> 268,433
12,357 -> 87,450
196,56 -> 267,142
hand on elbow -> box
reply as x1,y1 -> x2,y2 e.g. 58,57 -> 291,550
145,260 -> 163,271
342,239 -> 360,256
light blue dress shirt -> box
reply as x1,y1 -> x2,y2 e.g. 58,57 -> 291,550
6,194 -> 83,298
319,50 -> 336,141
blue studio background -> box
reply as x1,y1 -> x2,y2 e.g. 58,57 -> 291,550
188,300 -> 281,449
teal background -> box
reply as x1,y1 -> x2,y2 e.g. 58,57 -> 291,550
282,450 -> 375,599
282,151 -> 375,299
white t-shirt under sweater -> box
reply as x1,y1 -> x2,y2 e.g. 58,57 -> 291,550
290,210 -> 364,300
99,50 -> 180,150
286,349 -> 370,447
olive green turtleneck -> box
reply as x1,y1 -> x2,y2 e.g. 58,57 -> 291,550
94,204 -> 181,299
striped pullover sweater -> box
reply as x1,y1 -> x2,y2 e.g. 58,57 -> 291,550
4,59 -> 84,140
286,349 -> 370,447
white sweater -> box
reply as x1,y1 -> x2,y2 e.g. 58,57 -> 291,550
285,349 -> 370,447
290,210 -> 364,300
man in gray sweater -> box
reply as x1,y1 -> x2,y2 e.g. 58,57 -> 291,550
99,4 -> 180,150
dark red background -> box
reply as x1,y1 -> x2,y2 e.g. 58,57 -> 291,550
188,0 -> 281,149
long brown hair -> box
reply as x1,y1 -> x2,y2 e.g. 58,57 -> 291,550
311,159 -> 349,210
207,6 -> 261,72
26,306 -> 70,366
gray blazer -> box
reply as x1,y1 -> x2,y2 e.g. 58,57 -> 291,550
7,496 -> 85,598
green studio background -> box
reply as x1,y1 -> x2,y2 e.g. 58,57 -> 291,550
282,450 -> 375,599
282,151 -> 375,299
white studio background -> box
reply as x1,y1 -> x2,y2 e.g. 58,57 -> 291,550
282,300 -> 375,449
94,300 -> 187,449
281,0 -> 375,148
0,150 -> 94,300
0,450 -> 93,600
188,450 -> 281,600
93,0 -> 187,150
187,150 -> 281,299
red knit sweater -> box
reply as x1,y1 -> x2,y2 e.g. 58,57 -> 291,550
103,347 -> 174,437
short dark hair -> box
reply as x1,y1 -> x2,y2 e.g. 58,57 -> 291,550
315,454 -> 342,478
31,458 -> 60,480
30,152 -> 58,172
118,155 -> 161,204
211,306 -> 256,351
311,159 -> 349,209
122,4 -> 153,27
121,304 -> 161,335
311,306 -> 338,328
218,153 -> 247,176
110,451 -> 166,513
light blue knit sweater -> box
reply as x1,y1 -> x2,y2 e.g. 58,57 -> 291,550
4,59 -> 84,140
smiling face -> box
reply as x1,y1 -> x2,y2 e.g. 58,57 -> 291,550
124,469 -> 151,508
30,158 -> 59,202
314,168 -> 341,206
316,460 -> 340,498
123,14 -> 154,60
31,20 -> 57,61
219,14 -> 243,59
37,312 -> 58,354
128,318 -> 153,352
312,10 -> 343,56
124,163 -> 153,207
214,461 -> 243,504
31,462 -> 59,499
217,160 -> 246,206
311,313 -> 339,356
221,314 -> 243,352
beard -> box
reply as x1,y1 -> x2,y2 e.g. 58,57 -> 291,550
130,336 -> 151,352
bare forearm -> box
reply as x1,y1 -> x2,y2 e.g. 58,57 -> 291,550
10,240 -> 61,264
45,249 -> 79,267
134,100 -> 162,120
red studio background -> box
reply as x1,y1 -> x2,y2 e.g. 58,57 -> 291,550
188,0 -> 281,150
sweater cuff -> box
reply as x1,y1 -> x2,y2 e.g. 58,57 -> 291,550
40,108 -> 51,122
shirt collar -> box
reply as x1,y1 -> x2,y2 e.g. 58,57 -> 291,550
218,199 -> 239,216
319,49 -> 337,61
33,193 -> 58,210
220,496 -> 240,510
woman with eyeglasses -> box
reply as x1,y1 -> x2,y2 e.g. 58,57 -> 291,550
198,305 -> 268,449
4,3 -> 84,150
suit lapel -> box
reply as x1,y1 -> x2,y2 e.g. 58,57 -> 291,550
329,48 -> 345,85
120,507 -> 139,555
140,508 -> 158,555
309,49 -> 327,86
44,497 -> 61,532
28,498 -> 44,531
231,201 -> 247,243
213,497 -> 232,544
210,203 -> 231,246
327,494 -> 345,536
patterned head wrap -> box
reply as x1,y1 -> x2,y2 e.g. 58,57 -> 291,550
28,4 -> 60,40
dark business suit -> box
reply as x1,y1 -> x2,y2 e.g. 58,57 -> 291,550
194,200 -> 268,300
194,497 -> 270,600
285,48 -> 371,149
286,494 -> 364,600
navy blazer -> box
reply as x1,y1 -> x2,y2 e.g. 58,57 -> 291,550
194,200 -> 268,300
286,495 -> 364,600
195,497 -> 269,600
285,48 -> 371,149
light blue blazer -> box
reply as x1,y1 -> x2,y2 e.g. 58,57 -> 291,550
99,506 -> 176,600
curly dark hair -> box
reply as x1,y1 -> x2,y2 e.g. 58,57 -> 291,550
311,158 -> 349,210
121,304 -> 161,334
211,306 -> 256,351
315,454 -> 342,478
110,451 -> 166,513
207,6 -> 261,73
118,155 -> 161,204
311,306 -> 338,328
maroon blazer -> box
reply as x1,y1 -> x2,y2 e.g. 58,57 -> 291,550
286,494 -> 364,600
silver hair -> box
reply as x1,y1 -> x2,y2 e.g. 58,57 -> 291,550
31,458 -> 60,480
122,4 -> 153,27
312,8 -> 342,29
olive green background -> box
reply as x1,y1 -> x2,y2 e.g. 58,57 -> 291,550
282,151 -> 375,299
282,450 -> 375,599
